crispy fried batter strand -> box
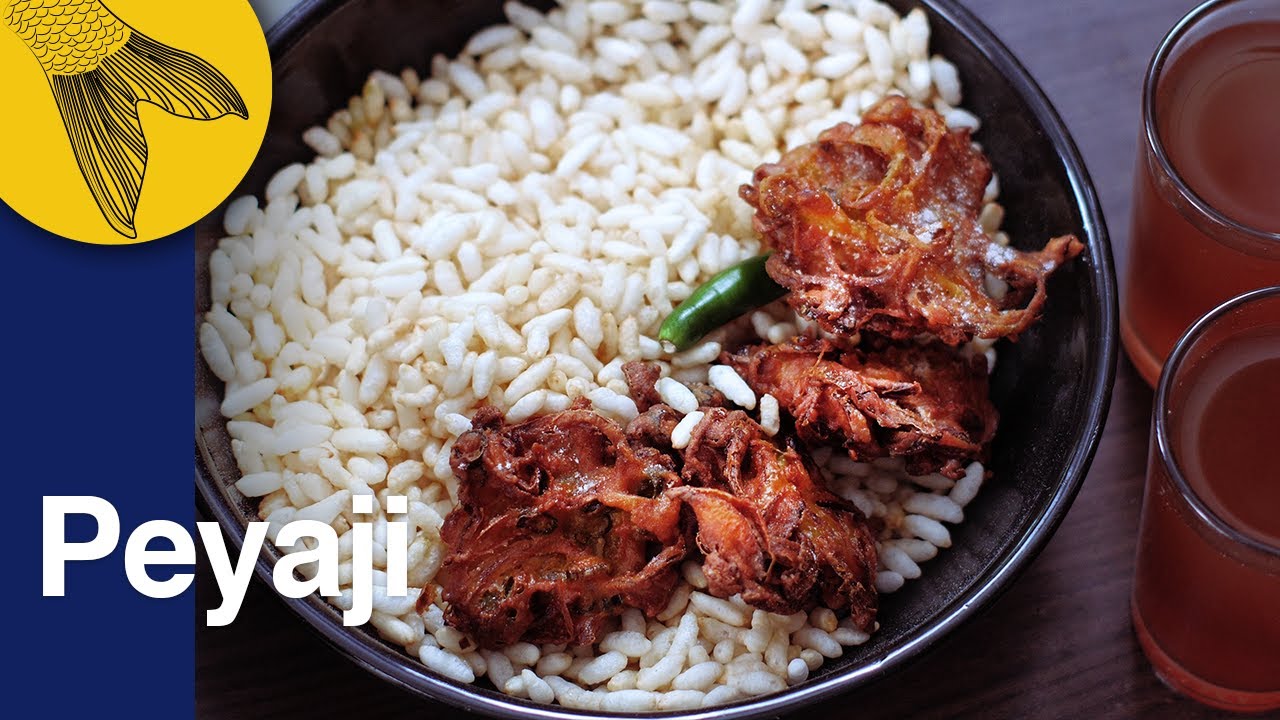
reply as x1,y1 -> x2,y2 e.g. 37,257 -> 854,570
725,336 -> 997,479
740,96 -> 1084,344
439,398 -> 879,647
438,402 -> 687,648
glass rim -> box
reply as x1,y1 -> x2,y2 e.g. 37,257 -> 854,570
1154,285 -> 1280,559
1142,0 -> 1280,245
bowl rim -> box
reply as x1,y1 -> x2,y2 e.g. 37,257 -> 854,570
195,0 -> 1118,716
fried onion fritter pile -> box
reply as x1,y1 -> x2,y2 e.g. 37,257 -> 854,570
740,95 -> 1084,345
438,97 -> 1087,651
725,336 -> 997,479
439,395 -> 878,648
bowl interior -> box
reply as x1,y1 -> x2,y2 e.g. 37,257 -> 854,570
195,1 -> 1116,717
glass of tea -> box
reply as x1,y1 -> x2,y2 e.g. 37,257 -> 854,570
1121,0 -> 1280,386
1131,285 -> 1280,712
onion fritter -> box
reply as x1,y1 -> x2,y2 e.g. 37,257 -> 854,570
724,336 -> 997,479
740,95 -> 1084,345
438,403 -> 688,648
675,406 -> 878,629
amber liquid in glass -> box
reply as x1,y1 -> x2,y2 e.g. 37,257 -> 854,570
1122,20 -> 1280,385
1132,328 -> 1280,711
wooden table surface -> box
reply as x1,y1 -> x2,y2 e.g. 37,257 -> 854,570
197,1 -> 1234,718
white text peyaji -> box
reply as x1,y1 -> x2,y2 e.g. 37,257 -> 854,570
42,495 -> 410,626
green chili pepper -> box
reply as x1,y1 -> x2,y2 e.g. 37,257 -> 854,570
658,253 -> 787,351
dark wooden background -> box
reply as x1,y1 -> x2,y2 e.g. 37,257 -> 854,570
196,1 -> 1236,718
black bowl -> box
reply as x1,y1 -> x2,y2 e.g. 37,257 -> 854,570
195,1 -> 1117,717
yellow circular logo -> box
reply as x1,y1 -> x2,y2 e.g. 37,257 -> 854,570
0,0 -> 270,244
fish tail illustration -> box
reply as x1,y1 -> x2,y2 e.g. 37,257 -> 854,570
47,30 -> 249,238
104,31 -> 249,122
5,0 -> 249,238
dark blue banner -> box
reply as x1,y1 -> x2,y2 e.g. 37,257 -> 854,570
7,201 -> 193,717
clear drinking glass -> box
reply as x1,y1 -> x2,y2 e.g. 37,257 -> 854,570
1120,0 -> 1280,386
1130,286 -> 1280,712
